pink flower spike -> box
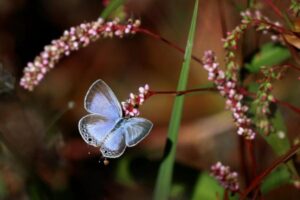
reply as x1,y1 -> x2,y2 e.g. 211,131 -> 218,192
121,83 -> 150,118
20,18 -> 141,91
210,162 -> 240,193
202,50 -> 256,140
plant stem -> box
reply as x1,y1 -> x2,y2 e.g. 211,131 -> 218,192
273,98 -> 300,115
239,137 -> 250,186
246,140 -> 257,178
149,87 -> 216,97
285,64 -> 300,72
264,0 -> 284,19
223,189 -> 229,200
239,87 -> 300,116
218,0 -> 227,38
240,144 -> 300,199
153,1 -> 199,199
263,0 -> 293,29
148,85 -> 300,117
137,28 -> 203,65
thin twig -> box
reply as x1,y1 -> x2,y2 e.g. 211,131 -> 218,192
239,137 -> 250,186
149,87 -> 217,97
246,140 -> 257,178
136,28 -> 203,65
240,144 -> 300,199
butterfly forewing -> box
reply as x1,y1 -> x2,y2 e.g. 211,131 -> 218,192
84,79 -> 122,120
124,117 -> 153,147
78,114 -> 118,147
100,125 -> 127,158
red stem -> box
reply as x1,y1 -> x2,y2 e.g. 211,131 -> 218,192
273,98 -> 300,114
239,137 -> 251,186
246,140 -> 257,178
223,189 -> 229,200
283,64 -> 300,72
263,0 -> 284,20
217,0 -> 227,38
239,87 -> 300,116
240,144 -> 300,199
148,87 -> 217,97
136,28 -> 203,65
149,86 -> 300,116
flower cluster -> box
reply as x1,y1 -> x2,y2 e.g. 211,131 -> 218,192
210,162 -> 240,193
253,81 -> 274,135
202,51 -> 256,140
252,66 -> 286,135
121,84 -> 150,117
241,10 -> 283,33
20,18 -> 141,91
222,11 -> 252,81
290,0 -> 300,16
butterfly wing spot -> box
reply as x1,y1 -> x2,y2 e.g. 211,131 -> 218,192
78,114 -> 118,147
100,132 -> 126,159
79,121 -> 98,146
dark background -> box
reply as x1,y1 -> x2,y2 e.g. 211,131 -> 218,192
0,0 -> 300,199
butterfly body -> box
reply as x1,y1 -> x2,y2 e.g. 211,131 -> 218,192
78,79 -> 153,158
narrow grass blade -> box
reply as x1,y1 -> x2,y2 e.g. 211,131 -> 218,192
100,0 -> 124,19
153,1 -> 199,199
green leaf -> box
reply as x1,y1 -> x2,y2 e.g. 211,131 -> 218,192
248,83 -> 299,193
115,156 -> 135,187
153,1 -> 199,199
0,173 -> 7,199
100,0 -> 124,19
169,183 -> 186,199
191,172 -> 238,200
262,111 -> 290,156
261,165 -> 291,194
259,109 -> 299,190
245,43 -> 290,73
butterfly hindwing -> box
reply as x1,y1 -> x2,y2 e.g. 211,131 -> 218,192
100,123 -> 127,158
78,114 -> 118,147
84,79 -> 122,120
123,117 -> 153,147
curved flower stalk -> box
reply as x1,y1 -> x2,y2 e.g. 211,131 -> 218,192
223,10 -> 285,81
202,50 -> 256,140
20,18 -> 141,91
252,66 -> 287,135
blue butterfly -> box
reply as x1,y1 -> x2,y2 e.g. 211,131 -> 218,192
78,79 -> 153,158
